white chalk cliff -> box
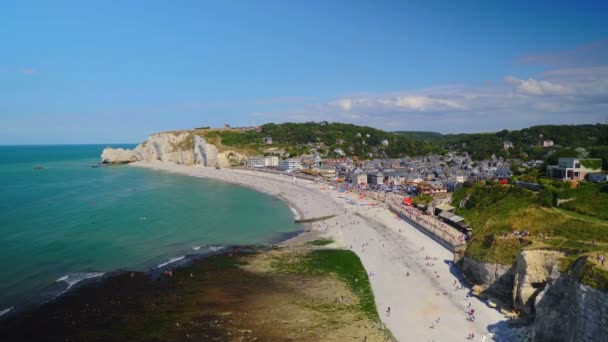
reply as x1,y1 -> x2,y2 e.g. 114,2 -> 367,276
101,131 -> 246,167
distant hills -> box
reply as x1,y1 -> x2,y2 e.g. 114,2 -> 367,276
392,131 -> 444,141
196,122 -> 608,167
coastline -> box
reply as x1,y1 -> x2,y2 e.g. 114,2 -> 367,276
130,161 -> 515,341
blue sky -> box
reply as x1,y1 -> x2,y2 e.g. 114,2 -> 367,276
1,1 -> 607,144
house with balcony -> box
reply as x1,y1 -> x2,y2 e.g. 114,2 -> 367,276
279,158 -> 302,172
246,155 -> 266,168
546,158 -> 602,181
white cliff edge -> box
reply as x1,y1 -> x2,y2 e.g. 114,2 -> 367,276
101,131 -> 246,167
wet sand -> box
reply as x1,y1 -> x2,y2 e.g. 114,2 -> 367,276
0,246 -> 389,342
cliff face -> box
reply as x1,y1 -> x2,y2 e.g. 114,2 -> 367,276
462,256 -> 515,300
513,250 -> 564,315
101,131 -> 246,167
534,259 -> 608,341
462,253 -> 608,341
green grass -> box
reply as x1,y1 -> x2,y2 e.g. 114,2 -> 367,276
579,159 -> 602,170
272,249 -> 379,321
307,239 -> 334,246
556,208 -> 608,225
456,183 -> 608,269
559,183 -> 608,221
579,261 -> 608,291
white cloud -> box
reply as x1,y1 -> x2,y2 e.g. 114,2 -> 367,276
504,76 -> 572,96
252,65 -> 608,133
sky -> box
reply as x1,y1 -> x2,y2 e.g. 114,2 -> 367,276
1,0 -> 608,144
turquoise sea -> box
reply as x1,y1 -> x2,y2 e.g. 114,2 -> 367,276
0,145 -> 298,315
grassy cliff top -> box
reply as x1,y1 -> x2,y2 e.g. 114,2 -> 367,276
455,182 -> 608,289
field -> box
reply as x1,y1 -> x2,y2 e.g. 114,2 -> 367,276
559,183 -> 608,221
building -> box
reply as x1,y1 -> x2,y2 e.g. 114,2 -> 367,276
503,141 -> 514,149
353,170 -> 368,185
495,166 -> 512,180
547,158 -> 602,181
369,172 -> 384,185
543,140 -> 554,147
246,155 -> 266,168
263,136 -> 273,144
279,159 -> 302,172
247,155 -> 278,168
264,155 -> 279,168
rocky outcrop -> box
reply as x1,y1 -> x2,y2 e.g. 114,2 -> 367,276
101,131 -> 246,167
513,250 -> 564,315
462,253 -> 608,341
100,147 -> 139,164
461,256 -> 515,301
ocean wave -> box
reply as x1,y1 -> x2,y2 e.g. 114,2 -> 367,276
56,272 -> 104,289
192,246 -> 201,250
289,206 -> 300,220
208,245 -> 225,252
156,255 -> 185,268
0,306 -> 14,317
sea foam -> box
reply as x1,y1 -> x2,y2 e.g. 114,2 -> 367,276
156,256 -> 185,268
56,272 -> 104,289
0,306 -> 14,317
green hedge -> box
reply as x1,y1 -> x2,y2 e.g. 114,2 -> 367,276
580,159 -> 602,170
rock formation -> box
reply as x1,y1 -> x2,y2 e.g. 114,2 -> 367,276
462,256 -> 515,300
512,250 -> 564,315
533,258 -> 608,341
461,253 -> 608,341
101,131 -> 246,167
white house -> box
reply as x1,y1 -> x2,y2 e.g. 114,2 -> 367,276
279,159 -> 302,172
543,140 -> 554,147
264,155 -> 279,168
547,158 -> 602,181
333,148 -> 345,156
503,141 -> 514,149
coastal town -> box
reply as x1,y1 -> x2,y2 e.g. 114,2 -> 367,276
4,2 -> 608,341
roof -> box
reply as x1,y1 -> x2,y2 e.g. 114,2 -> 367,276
439,211 -> 455,219
436,203 -> 455,212
449,215 -> 465,223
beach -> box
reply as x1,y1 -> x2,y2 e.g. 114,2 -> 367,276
131,161 -> 513,341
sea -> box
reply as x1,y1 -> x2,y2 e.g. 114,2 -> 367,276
0,145 -> 299,316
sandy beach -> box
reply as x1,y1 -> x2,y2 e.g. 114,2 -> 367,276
131,161 -> 513,341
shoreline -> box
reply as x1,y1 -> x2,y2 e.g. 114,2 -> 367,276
1,162 -> 312,320
130,162 -> 515,341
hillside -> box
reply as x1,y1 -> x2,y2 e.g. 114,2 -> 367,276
453,182 -> 608,289
434,124 -> 608,162
200,122 -> 438,159
393,131 -> 444,142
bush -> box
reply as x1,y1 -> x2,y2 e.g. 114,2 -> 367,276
538,189 -> 554,207
579,261 -> 608,291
